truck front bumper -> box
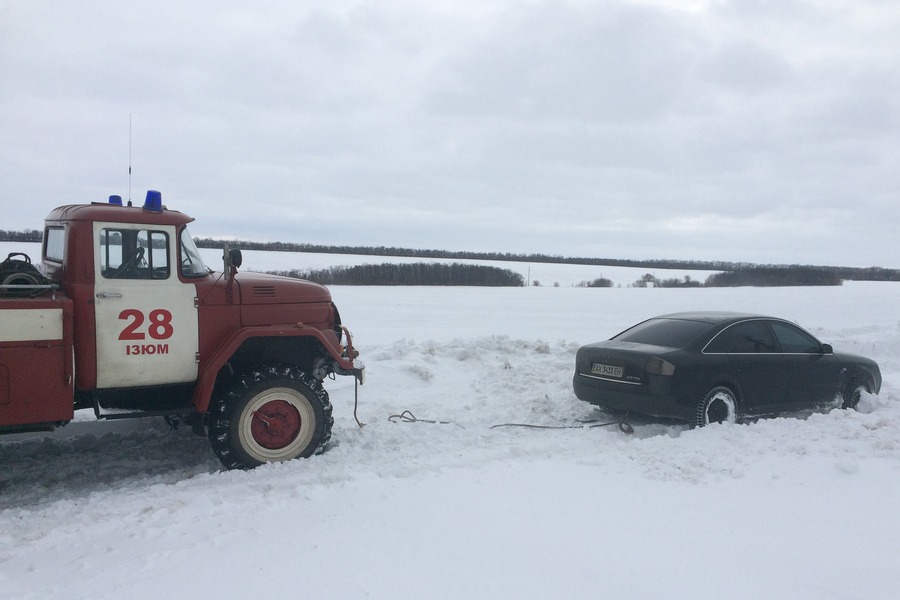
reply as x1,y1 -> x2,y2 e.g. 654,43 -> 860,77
336,360 -> 365,385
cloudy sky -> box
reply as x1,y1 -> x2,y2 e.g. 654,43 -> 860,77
1,0 -> 898,267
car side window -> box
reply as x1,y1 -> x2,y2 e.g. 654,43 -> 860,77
770,321 -> 821,354
706,320 -> 779,353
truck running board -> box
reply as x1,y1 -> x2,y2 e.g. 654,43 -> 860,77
92,394 -> 195,421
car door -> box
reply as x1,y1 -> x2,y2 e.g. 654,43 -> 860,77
768,320 -> 841,408
93,222 -> 199,389
706,319 -> 790,415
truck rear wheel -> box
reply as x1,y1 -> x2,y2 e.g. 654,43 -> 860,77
207,364 -> 333,470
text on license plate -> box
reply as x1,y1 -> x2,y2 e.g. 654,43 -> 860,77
591,363 -> 623,378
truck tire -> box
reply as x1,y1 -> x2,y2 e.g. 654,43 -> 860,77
0,252 -> 47,296
207,363 -> 333,470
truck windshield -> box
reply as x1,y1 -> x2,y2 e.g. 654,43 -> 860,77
180,227 -> 209,277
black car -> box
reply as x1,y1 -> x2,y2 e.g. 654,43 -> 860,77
573,312 -> 882,426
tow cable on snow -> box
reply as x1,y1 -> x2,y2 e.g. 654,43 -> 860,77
388,410 -> 465,428
491,418 -> 634,435
387,410 -> 634,435
353,379 -> 365,428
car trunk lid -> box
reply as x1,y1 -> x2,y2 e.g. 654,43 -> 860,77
576,341 -> 676,385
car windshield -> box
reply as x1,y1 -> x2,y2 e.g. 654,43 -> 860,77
613,318 -> 712,348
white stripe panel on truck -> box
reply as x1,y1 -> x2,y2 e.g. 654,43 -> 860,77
0,308 -> 64,342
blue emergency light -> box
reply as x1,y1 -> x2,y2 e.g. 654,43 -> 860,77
143,190 -> 163,212
108,195 -> 123,206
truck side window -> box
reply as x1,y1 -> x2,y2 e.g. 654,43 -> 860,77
44,227 -> 65,263
100,228 -> 170,280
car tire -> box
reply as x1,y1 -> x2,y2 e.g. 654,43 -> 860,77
207,363 -> 333,470
695,386 -> 738,427
841,380 -> 869,410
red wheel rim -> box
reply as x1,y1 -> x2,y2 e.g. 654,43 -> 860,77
250,400 -> 302,450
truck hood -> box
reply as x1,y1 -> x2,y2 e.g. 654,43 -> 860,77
234,272 -> 332,305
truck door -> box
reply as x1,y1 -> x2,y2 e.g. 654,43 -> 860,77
93,222 -> 199,388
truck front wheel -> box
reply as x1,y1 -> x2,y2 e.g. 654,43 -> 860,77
208,364 -> 333,470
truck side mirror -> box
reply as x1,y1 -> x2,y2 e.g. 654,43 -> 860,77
223,245 -> 242,285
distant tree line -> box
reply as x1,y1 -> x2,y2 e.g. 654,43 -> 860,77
632,267 -> 843,288
189,238 -> 900,282
4,230 -> 899,282
268,263 -> 525,286
633,274 -> 703,288
196,238 -> 759,271
0,229 -> 41,243
576,277 -> 614,288
704,267 -> 843,287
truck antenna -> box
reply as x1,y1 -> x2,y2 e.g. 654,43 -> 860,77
128,114 -> 132,205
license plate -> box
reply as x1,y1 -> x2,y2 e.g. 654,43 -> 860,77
591,363 -> 623,378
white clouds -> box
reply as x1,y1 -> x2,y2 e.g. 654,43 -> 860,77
424,2 -> 695,123
0,0 -> 898,266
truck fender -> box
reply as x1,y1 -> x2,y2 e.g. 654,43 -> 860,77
191,325 -> 351,413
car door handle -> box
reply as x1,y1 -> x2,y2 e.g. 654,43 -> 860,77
96,292 -> 123,299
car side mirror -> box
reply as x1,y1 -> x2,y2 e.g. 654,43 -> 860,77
821,343 -> 833,354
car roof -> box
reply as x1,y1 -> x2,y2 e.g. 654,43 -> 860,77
652,311 -> 771,325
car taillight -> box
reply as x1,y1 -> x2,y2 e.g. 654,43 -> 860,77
645,357 -> 675,376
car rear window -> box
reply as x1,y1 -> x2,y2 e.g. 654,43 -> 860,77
613,318 -> 712,348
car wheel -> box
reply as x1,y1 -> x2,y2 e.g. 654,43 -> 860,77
207,363 -> 333,470
841,380 -> 869,410
695,386 -> 738,427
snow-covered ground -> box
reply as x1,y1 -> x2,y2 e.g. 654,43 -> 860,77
1,245 -> 899,599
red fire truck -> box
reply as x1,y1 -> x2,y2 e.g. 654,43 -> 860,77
0,191 -> 364,469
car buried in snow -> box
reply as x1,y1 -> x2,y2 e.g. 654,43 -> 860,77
573,312 -> 881,426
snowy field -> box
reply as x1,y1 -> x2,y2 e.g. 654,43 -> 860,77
1,244 -> 899,599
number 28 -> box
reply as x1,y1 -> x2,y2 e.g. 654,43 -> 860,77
118,309 -> 174,340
